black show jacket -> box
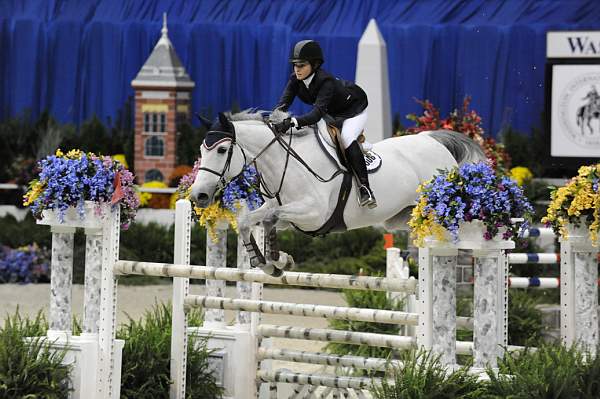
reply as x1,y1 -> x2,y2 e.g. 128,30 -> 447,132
275,69 -> 368,127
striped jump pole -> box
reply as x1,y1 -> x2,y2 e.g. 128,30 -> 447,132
508,252 -> 600,264
508,277 -> 600,289
520,227 -> 555,238
114,261 -> 417,293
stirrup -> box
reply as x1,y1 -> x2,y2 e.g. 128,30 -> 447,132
358,185 -> 377,209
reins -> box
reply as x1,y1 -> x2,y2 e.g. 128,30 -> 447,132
254,121 -> 344,203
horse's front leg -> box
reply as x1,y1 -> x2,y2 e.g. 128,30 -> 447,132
260,201 -> 324,273
262,213 -> 294,273
237,203 -> 281,276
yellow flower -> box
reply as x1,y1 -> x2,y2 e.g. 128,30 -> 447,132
543,163 -> 600,245
509,166 -> 533,186
112,154 -> 128,169
55,149 -> 64,157
408,196 -> 446,246
65,149 -> 83,159
23,180 -> 45,206
194,202 -> 238,242
139,180 -> 168,207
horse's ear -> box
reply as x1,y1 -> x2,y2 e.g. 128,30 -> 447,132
195,113 -> 212,130
218,112 -> 229,126
219,112 -> 233,133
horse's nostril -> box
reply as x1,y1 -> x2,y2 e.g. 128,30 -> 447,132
195,193 -> 210,207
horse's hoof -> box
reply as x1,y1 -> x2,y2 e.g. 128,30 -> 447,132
259,263 -> 282,277
269,267 -> 284,277
284,254 -> 294,270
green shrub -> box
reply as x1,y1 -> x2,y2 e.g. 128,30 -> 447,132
372,349 -> 483,399
483,345 -> 585,398
0,310 -> 71,398
118,302 -> 222,399
508,290 -> 545,346
579,346 -> 600,399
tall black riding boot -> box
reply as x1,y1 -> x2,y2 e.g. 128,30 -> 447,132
344,141 -> 377,208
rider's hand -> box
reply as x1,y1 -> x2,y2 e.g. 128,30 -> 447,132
274,118 -> 293,134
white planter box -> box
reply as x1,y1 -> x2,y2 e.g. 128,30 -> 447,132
424,220 -> 515,250
38,201 -> 112,229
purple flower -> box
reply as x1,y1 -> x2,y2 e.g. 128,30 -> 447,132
418,161 -> 533,242
26,152 -> 139,229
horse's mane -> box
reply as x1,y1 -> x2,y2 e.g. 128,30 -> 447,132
227,109 -> 312,136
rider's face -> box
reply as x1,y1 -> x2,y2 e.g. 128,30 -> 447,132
293,61 -> 312,80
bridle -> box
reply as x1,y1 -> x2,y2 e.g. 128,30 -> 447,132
197,131 -> 247,196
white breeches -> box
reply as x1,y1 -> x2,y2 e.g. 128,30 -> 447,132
340,109 -> 368,149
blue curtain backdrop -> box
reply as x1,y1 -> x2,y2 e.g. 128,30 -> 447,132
1,0 -> 600,136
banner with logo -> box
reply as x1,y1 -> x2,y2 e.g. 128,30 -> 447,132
547,31 -> 600,158
550,64 -> 600,157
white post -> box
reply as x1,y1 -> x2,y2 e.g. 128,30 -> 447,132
204,225 -> 227,328
560,235 -> 599,354
418,247 -> 457,366
355,18 -> 392,142
472,249 -> 508,369
387,247 -> 415,337
251,226 -> 268,397
171,200 -> 192,399
48,226 -> 76,339
236,230 -> 252,327
83,227 -> 103,335
97,207 -> 121,399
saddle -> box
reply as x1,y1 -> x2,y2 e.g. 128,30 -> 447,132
315,119 -> 382,174
325,124 -> 365,169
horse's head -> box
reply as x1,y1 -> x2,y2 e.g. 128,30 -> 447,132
190,112 -> 246,208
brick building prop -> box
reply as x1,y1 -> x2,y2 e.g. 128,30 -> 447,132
131,14 -> 195,185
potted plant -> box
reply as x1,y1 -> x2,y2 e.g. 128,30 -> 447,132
23,149 -> 139,229
408,162 -> 533,247
542,164 -> 600,244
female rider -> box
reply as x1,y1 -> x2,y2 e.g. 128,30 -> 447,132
273,40 -> 377,209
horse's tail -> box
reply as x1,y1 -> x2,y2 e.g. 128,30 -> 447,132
425,130 -> 487,166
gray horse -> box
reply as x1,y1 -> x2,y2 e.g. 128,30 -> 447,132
190,111 -> 486,276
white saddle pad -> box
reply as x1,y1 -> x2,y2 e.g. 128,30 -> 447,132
315,120 -> 382,174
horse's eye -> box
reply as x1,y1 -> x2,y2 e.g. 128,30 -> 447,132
217,147 -> 228,154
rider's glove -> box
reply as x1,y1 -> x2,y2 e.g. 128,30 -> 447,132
274,117 -> 294,134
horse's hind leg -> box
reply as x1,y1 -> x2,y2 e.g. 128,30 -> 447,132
383,206 -> 415,231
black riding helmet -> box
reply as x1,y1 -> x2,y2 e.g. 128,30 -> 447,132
289,40 -> 324,68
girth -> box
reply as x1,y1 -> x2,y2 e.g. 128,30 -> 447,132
291,172 -> 352,237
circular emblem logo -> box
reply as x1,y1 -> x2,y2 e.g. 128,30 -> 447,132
364,151 -> 382,174
558,72 -> 600,147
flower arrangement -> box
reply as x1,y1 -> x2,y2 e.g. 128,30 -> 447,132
176,160 -> 264,241
408,162 -> 533,246
404,96 -> 512,174
0,244 -> 50,284
542,164 -> 600,243
23,149 -> 139,229
509,166 -> 534,187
